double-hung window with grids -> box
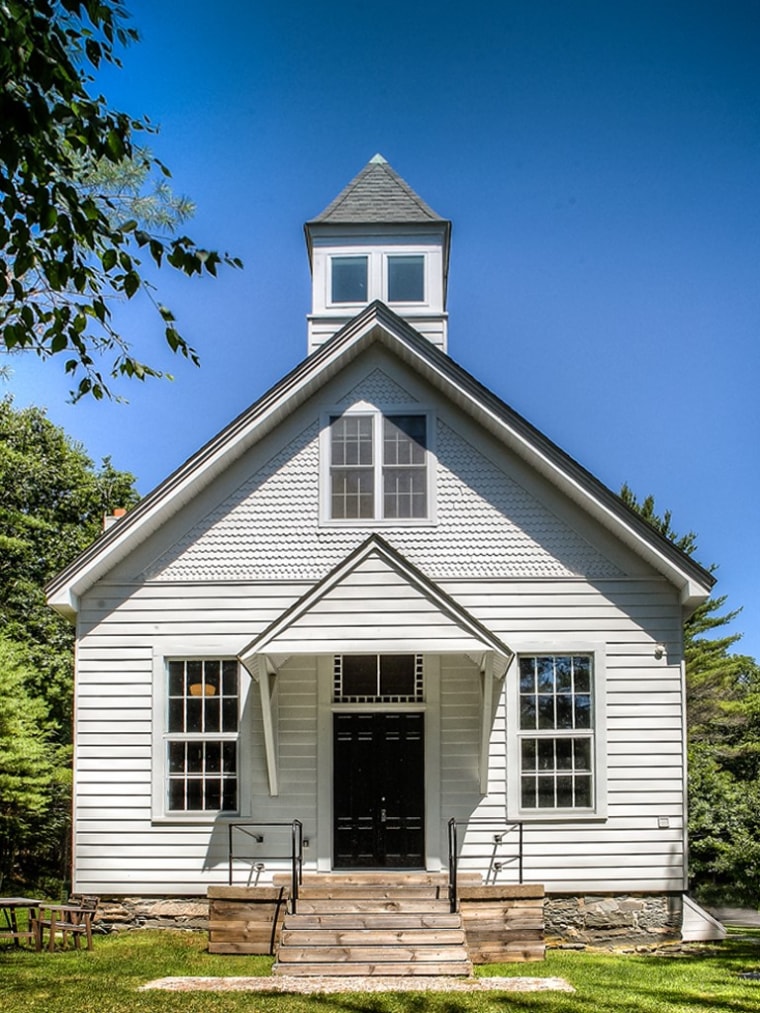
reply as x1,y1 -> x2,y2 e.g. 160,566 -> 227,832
518,654 -> 594,811
328,411 -> 430,521
165,659 -> 239,814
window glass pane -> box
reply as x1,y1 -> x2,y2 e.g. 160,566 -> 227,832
573,656 -> 591,693
205,778 -> 222,811
379,655 -> 415,695
555,656 -> 573,691
538,776 -> 555,808
204,697 -> 221,733
574,738 -> 592,771
384,416 -> 426,464
332,256 -> 367,302
388,255 -> 424,302
342,656 -> 378,696
557,776 -> 574,808
521,776 -> 536,808
168,741 -> 185,773
186,778 -> 203,810
204,659 -> 221,694
556,694 -> 573,729
186,698 -> 202,733
222,778 -> 237,811
537,739 -> 554,770
223,742 -> 237,773
574,695 -> 592,729
169,779 -> 185,811
521,738 -> 537,771
205,742 -> 221,773
536,657 -> 555,693
575,775 -> 592,807
538,695 -> 555,729
383,468 -> 427,518
168,698 -> 184,733
519,657 -> 536,693
332,416 -> 373,466
331,469 -> 374,518
520,695 -> 536,729
555,738 -> 573,770
186,659 -> 202,686
187,742 -> 204,773
168,661 -> 185,697
222,660 -> 239,697
222,697 -> 238,733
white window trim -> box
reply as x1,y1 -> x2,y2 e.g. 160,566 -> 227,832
151,649 -> 249,824
319,402 -> 437,527
325,250 -> 431,309
506,643 -> 607,822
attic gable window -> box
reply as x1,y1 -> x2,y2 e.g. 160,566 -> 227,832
327,410 -> 432,522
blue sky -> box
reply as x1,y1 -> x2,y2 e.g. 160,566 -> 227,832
8,0 -> 760,658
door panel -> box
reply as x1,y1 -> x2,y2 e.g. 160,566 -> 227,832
334,712 -> 424,868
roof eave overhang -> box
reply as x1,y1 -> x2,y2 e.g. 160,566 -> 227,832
47,300 -> 714,615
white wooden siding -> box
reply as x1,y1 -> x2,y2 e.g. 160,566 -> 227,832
72,573 -> 685,895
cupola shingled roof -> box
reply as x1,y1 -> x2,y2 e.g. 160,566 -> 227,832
308,153 -> 447,224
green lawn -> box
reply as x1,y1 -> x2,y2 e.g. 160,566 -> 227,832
1,931 -> 759,1013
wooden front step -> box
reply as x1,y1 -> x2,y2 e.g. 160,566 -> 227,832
273,882 -> 473,977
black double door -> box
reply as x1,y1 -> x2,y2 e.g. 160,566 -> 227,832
333,712 -> 425,868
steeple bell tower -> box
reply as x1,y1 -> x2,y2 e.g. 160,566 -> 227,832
304,154 -> 451,353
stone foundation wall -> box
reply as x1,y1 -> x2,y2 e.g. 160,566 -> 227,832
545,894 -> 683,948
96,897 -> 209,932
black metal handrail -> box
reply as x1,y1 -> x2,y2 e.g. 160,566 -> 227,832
447,817 -> 524,913
227,820 -> 303,911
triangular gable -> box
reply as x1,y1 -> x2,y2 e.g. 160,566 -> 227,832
239,535 -> 512,674
46,300 -> 714,617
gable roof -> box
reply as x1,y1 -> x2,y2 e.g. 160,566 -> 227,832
46,300 -> 714,617
240,534 -> 513,671
308,154 -> 447,224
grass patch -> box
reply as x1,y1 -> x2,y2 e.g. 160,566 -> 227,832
0,931 -> 759,1012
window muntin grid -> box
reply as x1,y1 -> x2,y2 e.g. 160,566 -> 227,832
518,655 -> 594,810
166,659 -> 239,813
329,412 -> 428,521
334,654 -> 424,703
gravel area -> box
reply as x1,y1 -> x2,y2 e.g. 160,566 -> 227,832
141,975 -> 574,993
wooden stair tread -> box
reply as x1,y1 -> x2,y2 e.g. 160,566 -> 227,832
281,929 -> 466,946
294,899 -> 452,914
274,962 -> 475,977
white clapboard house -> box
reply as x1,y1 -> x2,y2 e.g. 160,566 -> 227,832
47,156 -> 719,956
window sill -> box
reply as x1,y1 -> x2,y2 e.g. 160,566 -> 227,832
508,810 -> 607,823
152,814 -> 241,826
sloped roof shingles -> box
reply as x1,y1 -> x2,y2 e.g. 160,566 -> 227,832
309,154 -> 447,224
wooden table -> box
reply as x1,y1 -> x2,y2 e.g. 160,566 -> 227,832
0,897 -> 41,946
34,902 -> 96,951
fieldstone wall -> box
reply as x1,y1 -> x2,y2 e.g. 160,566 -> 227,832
545,894 -> 683,948
96,897 -> 209,932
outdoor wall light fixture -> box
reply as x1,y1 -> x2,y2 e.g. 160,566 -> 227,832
654,644 -> 665,659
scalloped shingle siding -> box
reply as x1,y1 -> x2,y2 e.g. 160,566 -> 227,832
336,369 -> 419,406
144,418 -> 621,582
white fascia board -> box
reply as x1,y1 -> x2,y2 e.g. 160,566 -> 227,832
377,330 -> 713,609
46,317 -> 383,614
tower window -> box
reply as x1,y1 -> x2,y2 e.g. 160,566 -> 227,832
332,256 -> 368,303
387,255 -> 424,302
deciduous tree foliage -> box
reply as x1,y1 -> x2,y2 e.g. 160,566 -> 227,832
0,0 -> 241,400
0,395 -> 139,732
621,484 -> 760,904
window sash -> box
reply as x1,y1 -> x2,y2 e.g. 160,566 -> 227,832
517,655 -> 595,811
329,412 -> 429,520
165,659 -> 240,813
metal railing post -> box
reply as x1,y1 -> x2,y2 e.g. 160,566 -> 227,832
447,817 -> 458,913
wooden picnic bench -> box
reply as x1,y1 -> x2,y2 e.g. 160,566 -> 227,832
32,895 -> 100,951
0,897 -> 41,947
